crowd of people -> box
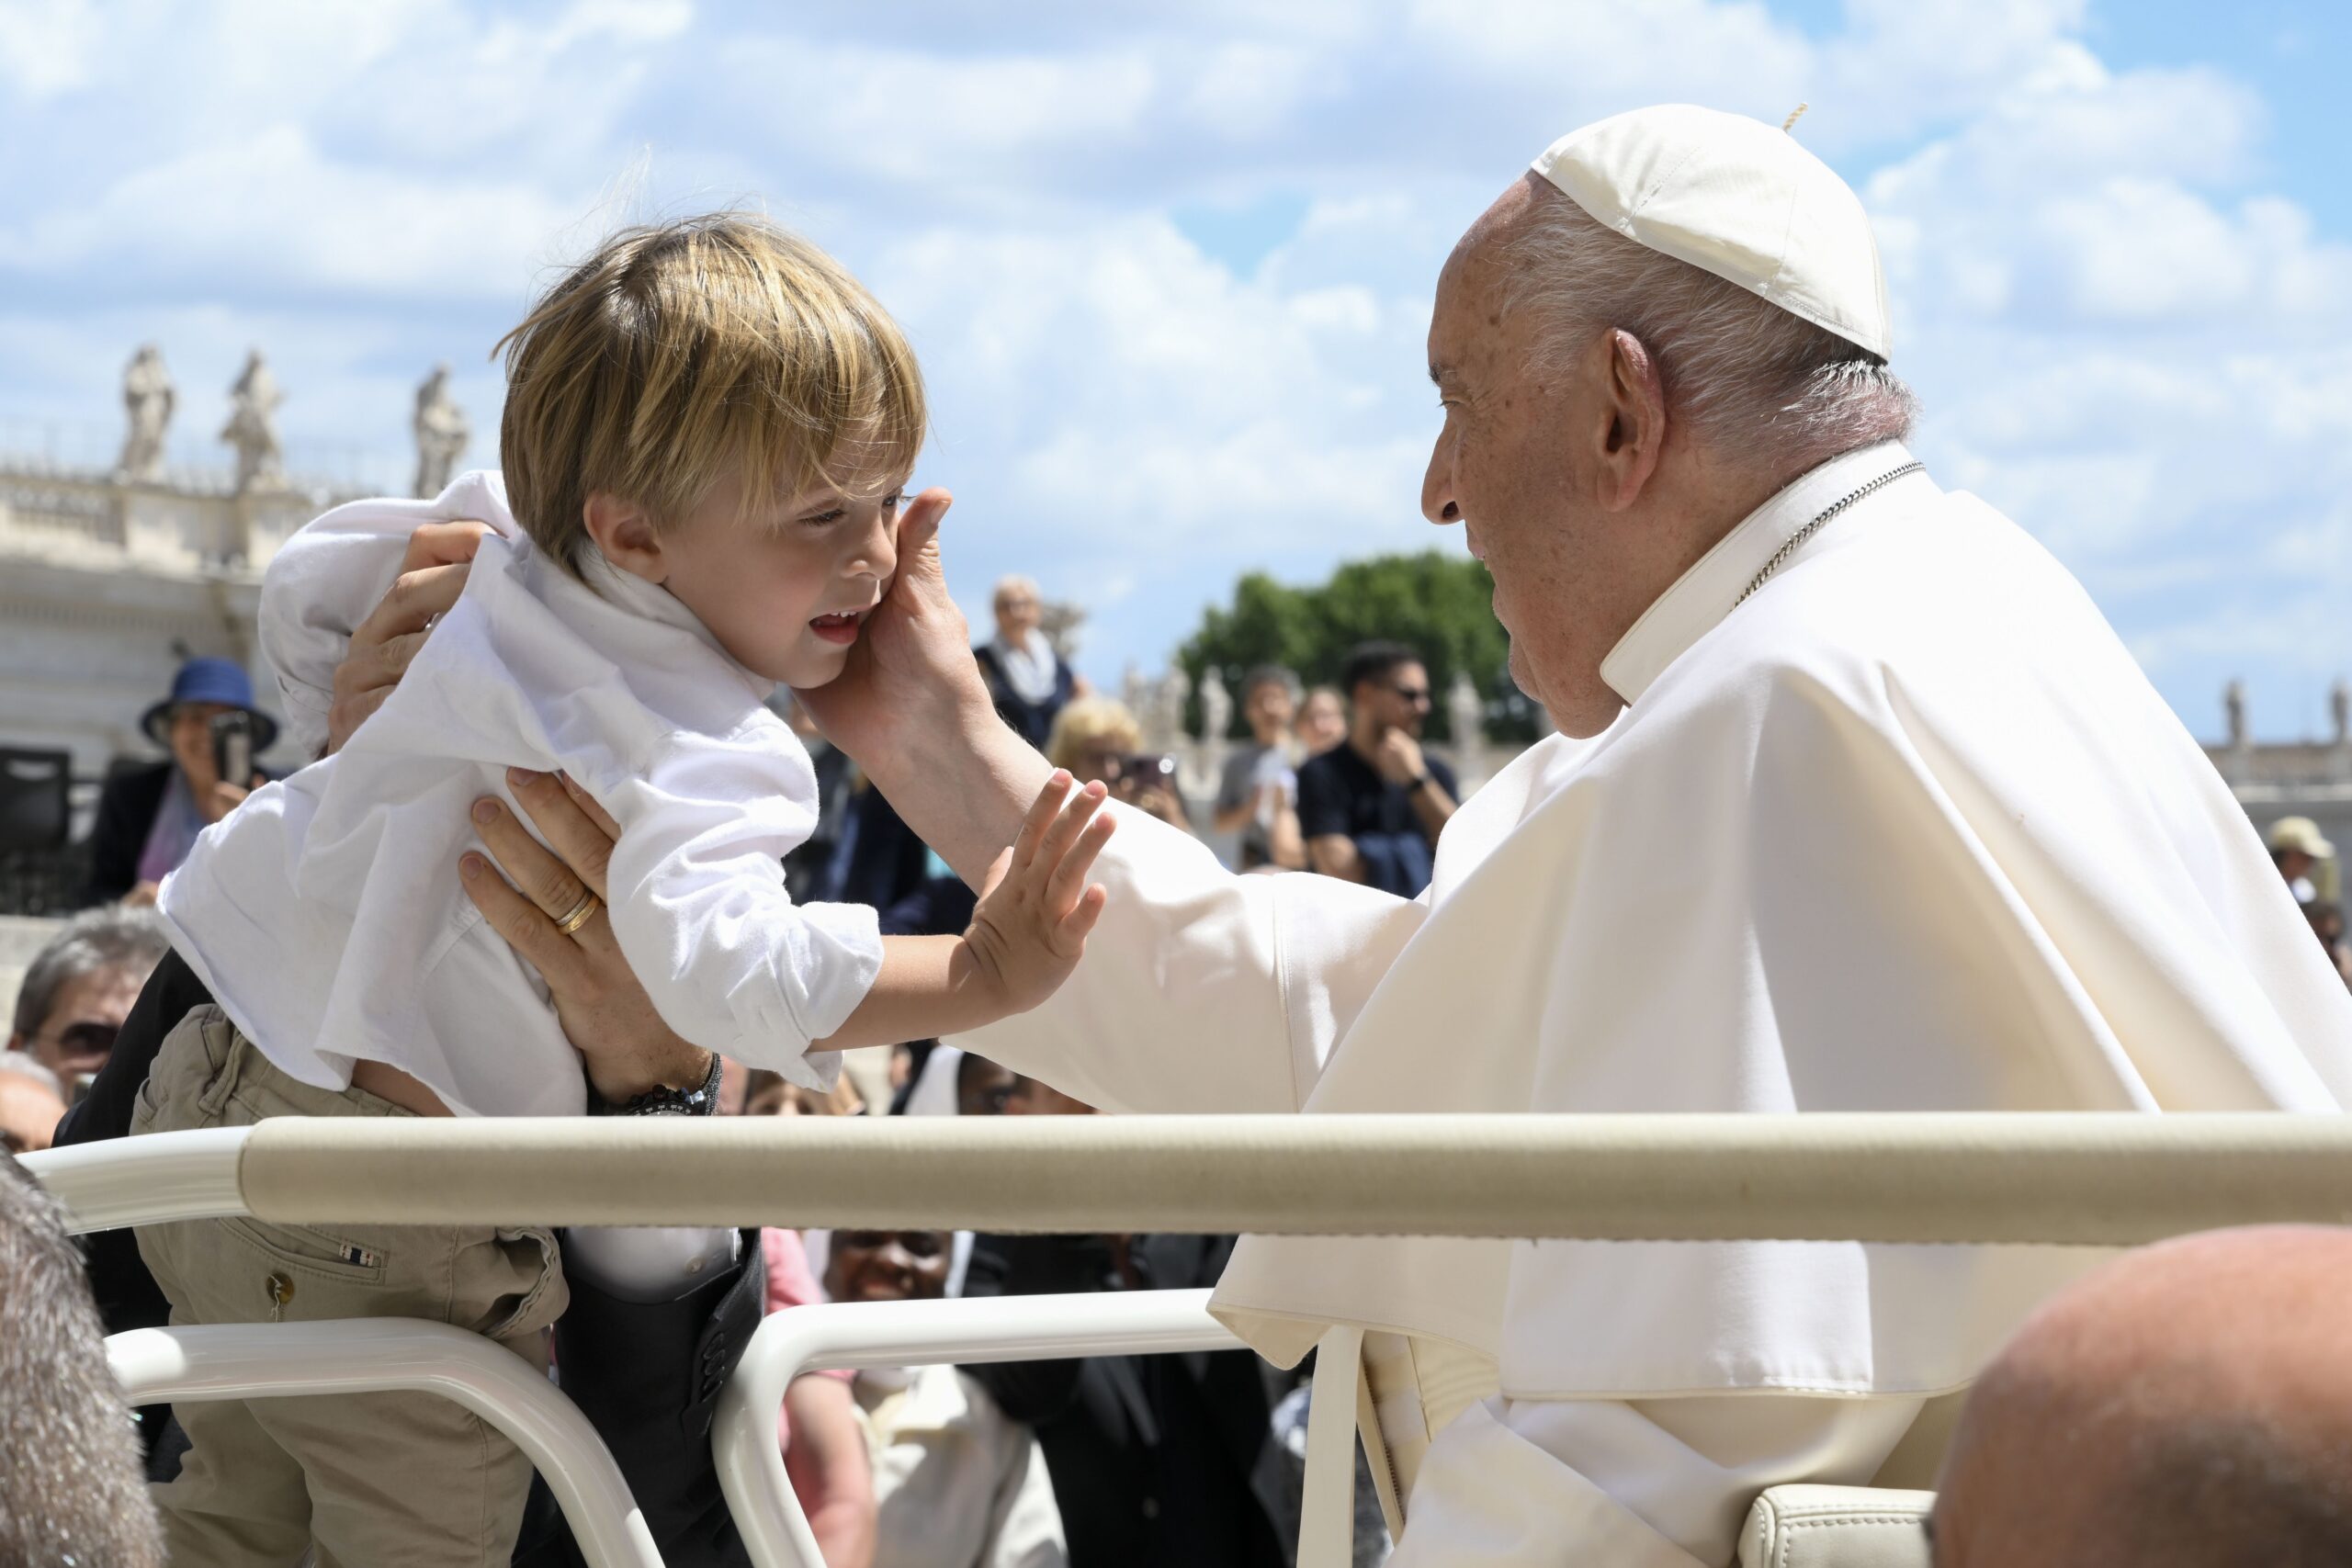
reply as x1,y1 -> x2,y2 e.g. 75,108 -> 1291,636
0,558 -> 1440,1566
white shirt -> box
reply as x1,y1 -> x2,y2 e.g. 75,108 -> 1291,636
858,1363 -> 1068,1568
989,634 -> 1059,706
967,442 -> 2352,1564
159,471 -> 884,1118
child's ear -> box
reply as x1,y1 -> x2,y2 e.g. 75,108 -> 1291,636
582,492 -> 667,583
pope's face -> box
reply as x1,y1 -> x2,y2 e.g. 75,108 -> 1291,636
1419,178 -> 1655,739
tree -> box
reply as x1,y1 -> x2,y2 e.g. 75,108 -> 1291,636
1175,550 -> 1541,743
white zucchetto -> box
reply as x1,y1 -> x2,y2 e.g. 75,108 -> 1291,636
1531,104 -> 1893,358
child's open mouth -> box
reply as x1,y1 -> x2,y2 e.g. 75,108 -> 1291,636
808,610 -> 865,646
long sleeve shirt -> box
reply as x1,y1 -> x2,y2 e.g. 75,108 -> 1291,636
965,442 -> 2352,1563
159,471 -> 883,1117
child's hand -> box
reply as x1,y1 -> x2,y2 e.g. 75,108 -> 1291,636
960,772 -> 1116,1015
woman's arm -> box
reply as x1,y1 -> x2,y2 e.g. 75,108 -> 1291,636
785,1375 -> 877,1568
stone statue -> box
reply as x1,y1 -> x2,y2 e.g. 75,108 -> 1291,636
117,344 -> 175,482
2334,680 -> 2350,748
412,363 -> 469,497
220,350 -> 285,492
1145,668 -> 1192,750
2225,679 -> 2248,750
1199,670 -> 1233,749
1448,671 -> 1485,751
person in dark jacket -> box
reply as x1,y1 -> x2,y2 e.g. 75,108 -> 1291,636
972,576 -> 1075,750
962,1231 -> 1291,1568
80,658 -> 276,908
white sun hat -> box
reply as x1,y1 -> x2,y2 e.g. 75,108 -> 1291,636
1530,104 -> 1893,359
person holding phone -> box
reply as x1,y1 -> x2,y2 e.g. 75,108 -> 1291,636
78,657 -> 276,908
1044,697 -> 1192,832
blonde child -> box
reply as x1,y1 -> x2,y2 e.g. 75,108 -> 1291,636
137,214 -> 1113,1565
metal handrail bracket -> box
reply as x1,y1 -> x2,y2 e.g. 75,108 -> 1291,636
713,1288 -> 1241,1568
110,1318 -> 662,1568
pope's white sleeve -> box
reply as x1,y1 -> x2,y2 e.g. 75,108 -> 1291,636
602,735 -> 883,1089
1393,1391 -> 1925,1567
962,802 -> 1424,1115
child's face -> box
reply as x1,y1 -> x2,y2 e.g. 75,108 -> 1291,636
656,461 -> 906,688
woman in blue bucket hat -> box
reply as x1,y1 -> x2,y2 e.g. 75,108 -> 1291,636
79,657 -> 277,907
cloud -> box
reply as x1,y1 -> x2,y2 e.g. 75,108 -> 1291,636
0,0 -> 2346,731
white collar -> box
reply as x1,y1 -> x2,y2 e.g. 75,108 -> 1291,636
576,547 -> 772,699
1598,440 -> 1929,705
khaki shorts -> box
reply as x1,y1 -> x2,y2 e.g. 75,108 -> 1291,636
131,1005 -> 569,1568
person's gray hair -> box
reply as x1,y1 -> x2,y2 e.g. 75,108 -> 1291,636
10,907 -> 170,1042
0,1054 -> 63,1098
0,1158 -> 165,1563
1495,181 -> 1917,473
1241,664 -> 1299,702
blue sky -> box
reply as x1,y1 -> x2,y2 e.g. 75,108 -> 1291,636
2,0 -> 2347,741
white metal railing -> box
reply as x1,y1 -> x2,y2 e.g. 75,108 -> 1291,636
28,1112 -> 2352,1243
110,1318 -> 661,1566
28,1111 -> 2352,1568
713,1289 -> 1244,1568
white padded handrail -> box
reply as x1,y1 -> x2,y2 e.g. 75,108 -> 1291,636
712,1289 -> 1243,1568
26,1112 -> 2352,1243
109,1319 -> 662,1568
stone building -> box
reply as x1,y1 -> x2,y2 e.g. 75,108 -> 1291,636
0,458 -> 336,785
2205,679 -> 2352,902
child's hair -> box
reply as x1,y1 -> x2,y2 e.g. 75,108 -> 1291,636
493,212 -> 926,578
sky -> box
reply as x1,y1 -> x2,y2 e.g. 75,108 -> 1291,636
2,0 -> 2346,742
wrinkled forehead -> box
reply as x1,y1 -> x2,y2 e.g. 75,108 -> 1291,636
1429,175 -> 1548,383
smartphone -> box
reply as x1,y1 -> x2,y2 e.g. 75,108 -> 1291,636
1123,753 -> 1177,785
209,709 -> 254,786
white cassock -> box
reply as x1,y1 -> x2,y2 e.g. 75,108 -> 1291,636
967,439 -> 2352,1565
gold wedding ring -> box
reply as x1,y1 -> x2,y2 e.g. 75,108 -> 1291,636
551,889 -> 601,936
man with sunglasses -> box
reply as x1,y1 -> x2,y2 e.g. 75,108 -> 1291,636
1295,640 -> 1459,897
6,906 -> 165,1093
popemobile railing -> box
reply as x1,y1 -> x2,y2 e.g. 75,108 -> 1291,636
25,1112 -> 2352,1568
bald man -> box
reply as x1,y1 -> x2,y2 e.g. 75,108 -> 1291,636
1933,1226 -> 2352,1566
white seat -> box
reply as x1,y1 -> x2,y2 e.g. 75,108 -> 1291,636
1736,1485 -> 1934,1568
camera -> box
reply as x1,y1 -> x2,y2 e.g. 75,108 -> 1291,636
209,709 -> 254,787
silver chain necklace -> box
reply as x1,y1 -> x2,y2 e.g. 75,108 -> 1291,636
1735,460 -> 1926,606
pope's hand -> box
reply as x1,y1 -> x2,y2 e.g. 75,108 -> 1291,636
958,772 -> 1115,1017
1374,728 -> 1427,786
792,489 -> 989,765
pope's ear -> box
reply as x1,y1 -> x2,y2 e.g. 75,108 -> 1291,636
582,493 -> 666,582
1590,327 -> 1667,513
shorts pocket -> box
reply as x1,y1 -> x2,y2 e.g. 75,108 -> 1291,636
220,1215 -> 390,1288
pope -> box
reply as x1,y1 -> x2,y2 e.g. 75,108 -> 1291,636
786,104 -> 2352,1563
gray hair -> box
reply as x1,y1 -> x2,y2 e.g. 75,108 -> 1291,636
10,908 -> 169,1041
0,1157 -> 165,1563
0,1054 -> 63,1098
1495,183 -> 1917,473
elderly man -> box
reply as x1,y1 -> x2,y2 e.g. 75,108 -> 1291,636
413,105 -> 2352,1562
1932,1226 -> 2352,1565
7,906 -> 170,1087
784,105 -> 2352,1563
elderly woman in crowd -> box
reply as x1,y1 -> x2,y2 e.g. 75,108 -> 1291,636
6,906 -> 170,1091
973,576 -> 1075,750
1045,697 -> 1189,832
80,658 -> 276,907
